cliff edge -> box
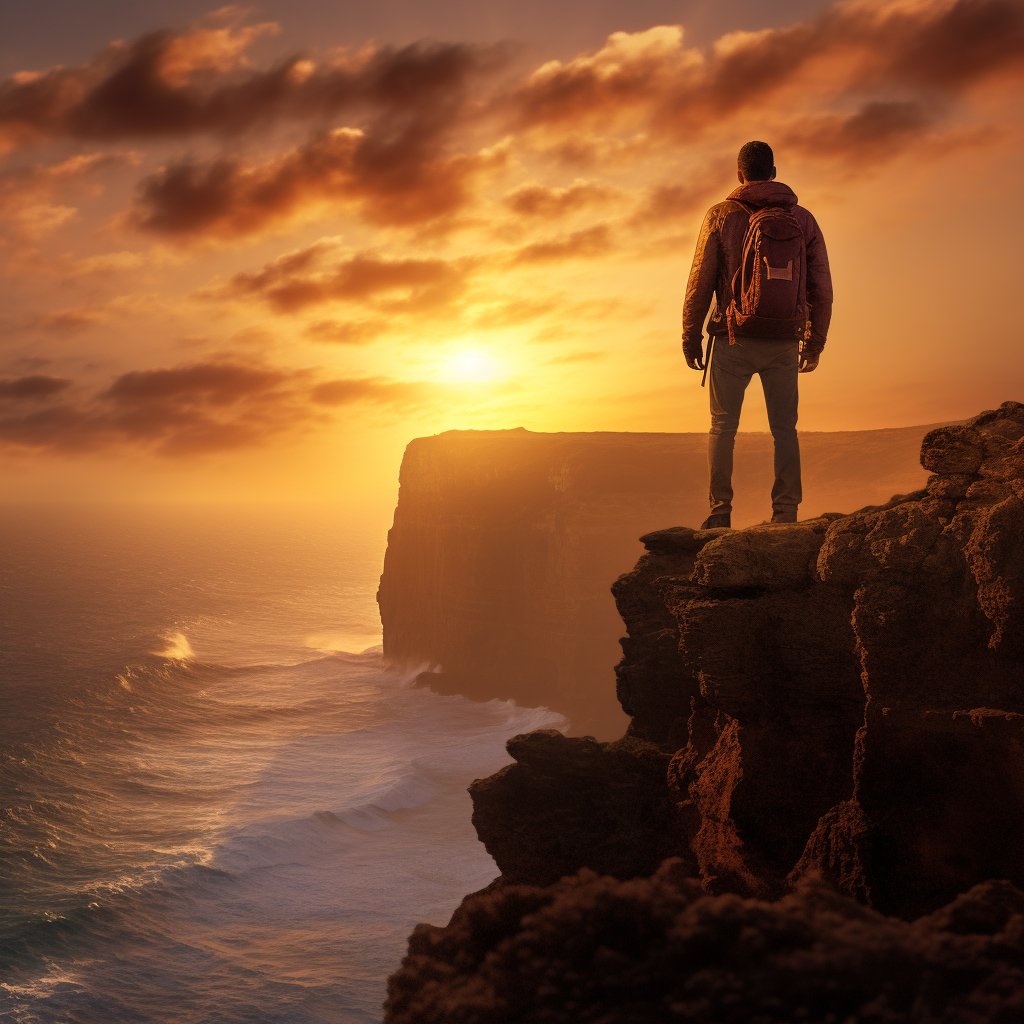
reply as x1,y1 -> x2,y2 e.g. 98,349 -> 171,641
377,424 -> 934,737
385,401 -> 1024,1023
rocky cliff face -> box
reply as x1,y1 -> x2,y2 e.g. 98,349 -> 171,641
377,424 -> 933,737
386,866 -> 1024,1024
385,402 -> 1024,1022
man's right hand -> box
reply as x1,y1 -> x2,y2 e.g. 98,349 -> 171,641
799,350 -> 820,373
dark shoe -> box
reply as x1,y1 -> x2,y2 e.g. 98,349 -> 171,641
770,510 -> 798,524
700,513 -> 731,530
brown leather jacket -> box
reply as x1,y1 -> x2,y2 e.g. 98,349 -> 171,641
681,180 -> 833,358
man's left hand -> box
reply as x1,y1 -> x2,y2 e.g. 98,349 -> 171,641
799,351 -> 820,373
683,338 -> 704,371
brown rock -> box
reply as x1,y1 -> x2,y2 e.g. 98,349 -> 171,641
921,424 -> 984,475
626,399 -> 1024,916
469,730 -> 684,886
688,519 -> 828,590
795,704 -> 1024,917
385,860 -> 1024,1024
965,494 -> 1024,654
926,472 -> 975,500
388,401 -> 1024,1020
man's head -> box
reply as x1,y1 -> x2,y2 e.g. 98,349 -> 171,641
737,141 -> 775,183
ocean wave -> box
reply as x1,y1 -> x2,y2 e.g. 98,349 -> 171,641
2,633 -> 573,1023
151,630 -> 194,662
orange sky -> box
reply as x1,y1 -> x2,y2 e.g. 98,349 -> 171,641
1,0 -> 1022,519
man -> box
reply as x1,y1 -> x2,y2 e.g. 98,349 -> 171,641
681,140 -> 832,529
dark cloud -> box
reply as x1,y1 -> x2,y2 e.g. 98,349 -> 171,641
781,99 -> 935,160
310,377 -> 433,407
0,20 -> 505,146
510,224 -> 613,265
35,308 -> 105,333
0,375 -> 70,400
131,126 -> 504,238
101,363 -> 287,405
217,244 -> 473,314
509,1 -> 1024,151
303,318 -> 389,345
2,19 -> 509,237
876,0 -> 1024,90
628,177 -> 722,227
0,359 -> 438,456
503,180 -> 616,219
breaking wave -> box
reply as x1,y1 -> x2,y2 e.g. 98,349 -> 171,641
1,640 -> 564,1024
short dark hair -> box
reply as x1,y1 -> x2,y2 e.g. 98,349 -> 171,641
738,141 -> 774,181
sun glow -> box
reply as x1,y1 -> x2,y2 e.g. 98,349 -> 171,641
439,347 -> 504,384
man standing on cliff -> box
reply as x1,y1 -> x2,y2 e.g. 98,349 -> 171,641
681,141 -> 833,528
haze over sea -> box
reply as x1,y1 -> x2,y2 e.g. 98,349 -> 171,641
0,504 -> 561,1024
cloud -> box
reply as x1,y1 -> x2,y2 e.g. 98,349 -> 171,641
0,375 -> 70,400
130,126 -> 506,238
0,359 -> 440,456
510,224 -> 613,265
310,377 -> 434,407
628,177 -> 722,227
34,307 -> 106,333
512,26 -> 700,130
503,179 -> 618,219
3,1 -> 1016,261
0,150 -> 137,242
214,242 -> 473,314
866,0 -> 1024,90
303,318 -> 389,344
101,362 -> 287,405
781,99 -> 935,160
465,295 -> 564,329
507,1 -> 1024,151
0,19 -> 506,149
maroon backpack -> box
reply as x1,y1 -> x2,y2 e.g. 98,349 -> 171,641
725,201 -> 809,346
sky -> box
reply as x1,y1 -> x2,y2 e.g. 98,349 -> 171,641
1,0 -> 1022,518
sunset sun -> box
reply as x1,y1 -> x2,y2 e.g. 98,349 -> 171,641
439,347 -> 503,383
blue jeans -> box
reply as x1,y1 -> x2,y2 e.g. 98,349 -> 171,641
707,335 -> 801,516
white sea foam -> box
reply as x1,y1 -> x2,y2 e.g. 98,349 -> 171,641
151,630 -> 194,661
0,507 -> 569,1024
1,644 -> 566,1024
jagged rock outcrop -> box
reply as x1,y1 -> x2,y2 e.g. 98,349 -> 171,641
426,402 -> 1024,914
385,402 -> 1024,1021
611,401 -> 1024,917
469,730 -> 687,886
385,861 -> 1024,1024
377,425 -> 934,737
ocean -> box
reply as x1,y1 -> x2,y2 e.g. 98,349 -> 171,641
0,504 -> 562,1023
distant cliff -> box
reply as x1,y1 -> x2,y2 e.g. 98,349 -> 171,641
385,402 -> 1024,1023
377,424 -> 936,737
